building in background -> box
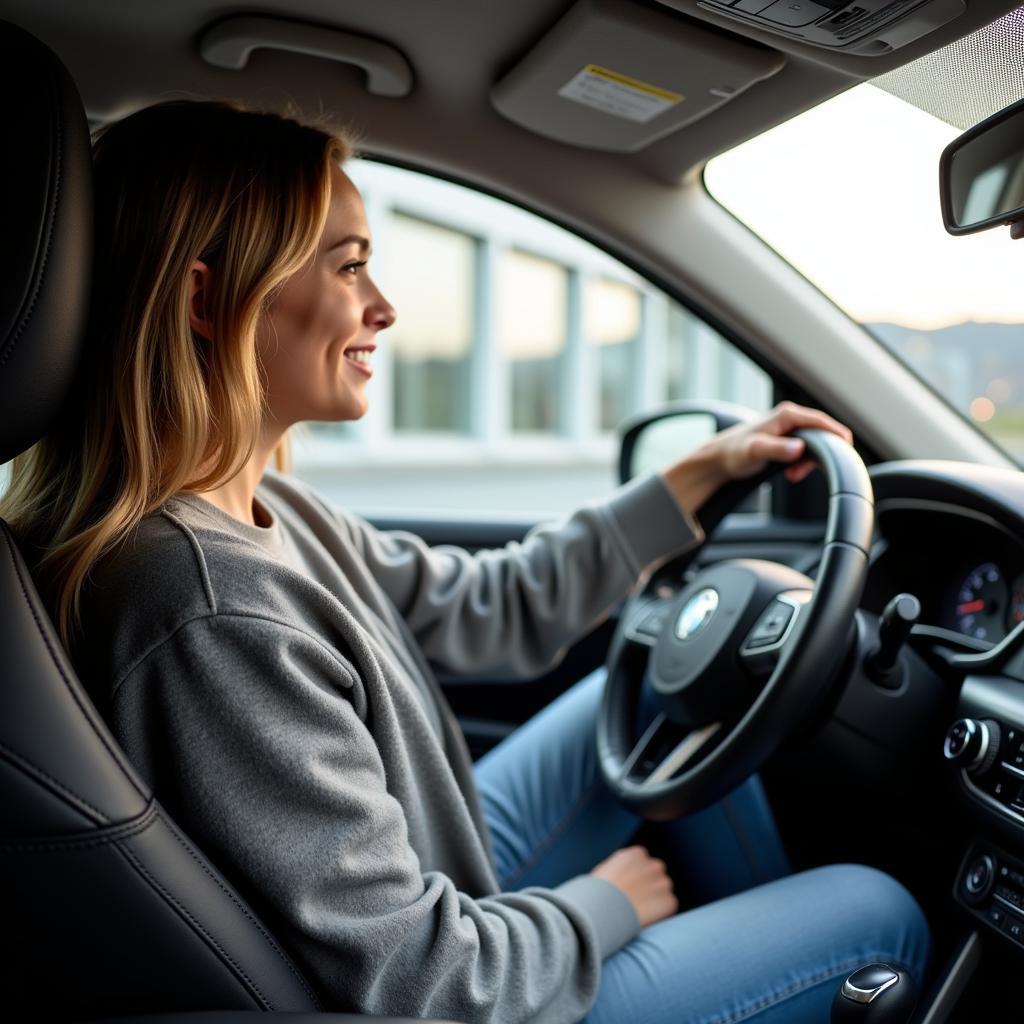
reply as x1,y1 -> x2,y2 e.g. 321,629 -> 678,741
292,160 -> 771,517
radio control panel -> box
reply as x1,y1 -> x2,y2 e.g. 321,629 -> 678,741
942,716 -> 1024,825
957,842 -> 1024,948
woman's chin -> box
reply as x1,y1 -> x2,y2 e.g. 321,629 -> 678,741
340,399 -> 369,421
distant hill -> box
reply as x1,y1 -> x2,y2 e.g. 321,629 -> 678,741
866,320 -> 1022,412
866,321 -> 1023,459
868,321 -> 1024,360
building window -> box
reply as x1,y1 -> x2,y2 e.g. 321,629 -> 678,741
585,278 -> 642,432
498,250 -> 568,434
387,213 -> 475,433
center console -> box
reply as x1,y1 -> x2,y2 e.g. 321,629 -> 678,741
945,674 -> 1024,951
955,842 -> 1024,948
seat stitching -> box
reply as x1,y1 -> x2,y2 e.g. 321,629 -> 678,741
706,953 -> 918,1024
159,809 -> 322,1008
0,73 -> 61,371
0,736 -> 109,824
0,801 -> 158,853
114,839 -> 275,1011
1,523 -> 149,803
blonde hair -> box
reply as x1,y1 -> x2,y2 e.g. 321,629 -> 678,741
0,100 -> 353,655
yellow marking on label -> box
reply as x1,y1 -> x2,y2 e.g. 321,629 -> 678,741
558,65 -> 683,124
582,64 -> 682,103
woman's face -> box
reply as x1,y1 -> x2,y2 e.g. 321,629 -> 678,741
256,165 -> 395,429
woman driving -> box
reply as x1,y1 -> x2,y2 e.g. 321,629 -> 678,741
1,100 -> 929,1024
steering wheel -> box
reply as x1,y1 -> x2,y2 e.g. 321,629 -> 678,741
597,427 -> 873,821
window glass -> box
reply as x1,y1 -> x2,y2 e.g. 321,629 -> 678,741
291,160 -> 772,516
388,213 -> 475,434
498,251 -> 567,433
664,305 -> 771,410
585,278 -> 641,432
705,83 -> 1024,462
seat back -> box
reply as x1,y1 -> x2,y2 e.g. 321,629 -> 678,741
0,20 -> 320,1018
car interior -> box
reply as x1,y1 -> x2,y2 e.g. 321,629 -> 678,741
4,0 -> 1024,1021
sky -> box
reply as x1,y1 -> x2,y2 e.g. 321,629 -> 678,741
705,84 -> 1024,331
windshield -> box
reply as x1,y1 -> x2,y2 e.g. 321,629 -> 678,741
705,82 -> 1024,463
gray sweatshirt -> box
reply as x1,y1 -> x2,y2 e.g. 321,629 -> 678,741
78,469 -> 703,1023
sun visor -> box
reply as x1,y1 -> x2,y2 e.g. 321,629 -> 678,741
491,0 -> 785,153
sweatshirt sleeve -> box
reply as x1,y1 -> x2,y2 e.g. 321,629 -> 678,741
111,613 -> 618,1024
337,472 -> 704,677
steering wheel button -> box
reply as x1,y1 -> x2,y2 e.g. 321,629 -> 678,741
746,602 -> 794,647
634,606 -> 670,637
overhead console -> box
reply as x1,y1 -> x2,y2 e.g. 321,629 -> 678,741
657,0 -> 966,56
491,0 -> 785,152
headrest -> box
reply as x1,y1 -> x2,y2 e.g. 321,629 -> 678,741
0,20 -> 92,464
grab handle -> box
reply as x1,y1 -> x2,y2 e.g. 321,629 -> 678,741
200,15 -> 414,97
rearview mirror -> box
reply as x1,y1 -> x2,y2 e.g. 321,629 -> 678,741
940,95 -> 1024,237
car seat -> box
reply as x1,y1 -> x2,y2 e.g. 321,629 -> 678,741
0,18 -> 447,1023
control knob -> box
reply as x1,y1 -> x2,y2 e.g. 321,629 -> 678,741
943,718 -> 999,775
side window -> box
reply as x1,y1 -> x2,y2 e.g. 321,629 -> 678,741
293,161 -> 772,516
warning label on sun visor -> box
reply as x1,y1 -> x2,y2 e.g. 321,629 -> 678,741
558,64 -> 682,123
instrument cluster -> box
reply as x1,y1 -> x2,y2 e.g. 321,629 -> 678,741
949,561 -> 1024,643
868,502 -> 1024,647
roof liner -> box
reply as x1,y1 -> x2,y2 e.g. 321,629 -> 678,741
3,0 -> 1020,186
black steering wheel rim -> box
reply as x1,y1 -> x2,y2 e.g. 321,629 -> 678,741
597,427 -> 874,821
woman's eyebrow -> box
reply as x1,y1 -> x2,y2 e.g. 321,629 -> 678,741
326,234 -> 371,254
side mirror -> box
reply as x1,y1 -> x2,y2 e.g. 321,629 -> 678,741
618,400 -> 757,484
940,95 -> 1024,238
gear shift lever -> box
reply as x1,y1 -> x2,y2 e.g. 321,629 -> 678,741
831,963 -> 917,1023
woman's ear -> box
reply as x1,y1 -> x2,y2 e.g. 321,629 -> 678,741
189,259 -> 215,342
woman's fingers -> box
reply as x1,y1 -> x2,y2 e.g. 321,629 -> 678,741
746,433 -> 805,464
769,401 -> 853,446
784,458 -> 816,484
747,402 -> 854,484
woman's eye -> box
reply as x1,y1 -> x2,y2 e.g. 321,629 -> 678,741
339,260 -> 368,276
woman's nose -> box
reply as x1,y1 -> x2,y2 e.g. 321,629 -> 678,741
367,284 -> 396,332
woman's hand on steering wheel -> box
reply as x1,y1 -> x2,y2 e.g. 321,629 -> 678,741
660,402 -> 854,516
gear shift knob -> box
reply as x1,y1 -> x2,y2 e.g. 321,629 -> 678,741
831,963 -> 917,1024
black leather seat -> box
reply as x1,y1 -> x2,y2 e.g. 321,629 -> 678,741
0,20 -> 449,1024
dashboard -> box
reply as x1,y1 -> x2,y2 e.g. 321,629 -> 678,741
862,460 -> 1024,961
865,496 -> 1024,646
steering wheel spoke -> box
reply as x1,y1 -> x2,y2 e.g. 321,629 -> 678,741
620,712 -> 721,788
738,590 -> 812,678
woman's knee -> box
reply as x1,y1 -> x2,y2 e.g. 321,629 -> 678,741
798,863 -> 931,984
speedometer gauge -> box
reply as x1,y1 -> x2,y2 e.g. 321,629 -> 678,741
956,562 -> 1008,641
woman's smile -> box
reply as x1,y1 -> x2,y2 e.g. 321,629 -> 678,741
343,345 -> 375,377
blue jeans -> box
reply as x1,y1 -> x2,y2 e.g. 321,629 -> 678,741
474,668 -> 930,1024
